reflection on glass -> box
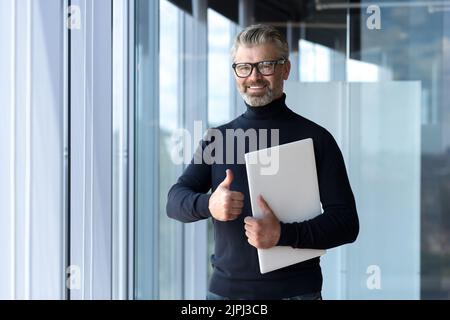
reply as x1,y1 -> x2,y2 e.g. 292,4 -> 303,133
292,1 -> 450,298
299,39 -> 331,82
208,9 -> 233,127
159,0 -> 182,299
354,1 -> 450,299
207,8 -> 235,282
298,38 -> 346,82
133,0 -> 450,300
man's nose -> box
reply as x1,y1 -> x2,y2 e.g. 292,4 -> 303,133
248,66 -> 263,81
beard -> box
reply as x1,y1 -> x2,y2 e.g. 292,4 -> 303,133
238,81 -> 279,107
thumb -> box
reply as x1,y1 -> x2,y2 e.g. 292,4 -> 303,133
258,195 -> 273,216
219,169 -> 234,189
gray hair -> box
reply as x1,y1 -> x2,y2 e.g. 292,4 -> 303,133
231,24 -> 289,61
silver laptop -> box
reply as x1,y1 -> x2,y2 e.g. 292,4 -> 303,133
244,138 -> 326,274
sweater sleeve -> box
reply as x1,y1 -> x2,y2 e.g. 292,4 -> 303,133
166,139 -> 213,223
277,130 -> 359,249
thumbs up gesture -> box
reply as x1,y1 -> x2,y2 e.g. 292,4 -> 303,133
209,169 -> 245,221
244,195 -> 280,249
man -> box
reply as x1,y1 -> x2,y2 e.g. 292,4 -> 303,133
167,24 -> 359,300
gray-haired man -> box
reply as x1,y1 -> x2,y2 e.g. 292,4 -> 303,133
167,24 -> 359,300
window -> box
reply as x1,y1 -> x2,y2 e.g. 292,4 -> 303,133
135,0 -> 209,300
133,0 -> 450,300
158,0 -> 183,299
208,8 -> 234,127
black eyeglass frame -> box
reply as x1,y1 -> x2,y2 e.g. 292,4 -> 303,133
231,59 -> 287,78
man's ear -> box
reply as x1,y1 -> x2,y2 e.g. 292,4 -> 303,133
283,60 -> 291,80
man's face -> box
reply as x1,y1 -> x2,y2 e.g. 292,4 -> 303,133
233,43 -> 291,107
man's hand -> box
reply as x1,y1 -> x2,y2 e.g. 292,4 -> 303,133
209,169 -> 245,221
244,195 -> 281,249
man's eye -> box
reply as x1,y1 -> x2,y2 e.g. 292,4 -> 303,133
259,62 -> 274,71
237,65 -> 251,72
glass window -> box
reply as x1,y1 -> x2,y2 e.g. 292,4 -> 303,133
159,0 -> 183,299
290,0 -> 450,299
206,8 -> 236,282
207,8 -> 234,127
134,0 -> 450,300
135,0 -> 211,299
299,39 -> 332,82
134,0 -> 159,300
346,1 -> 450,299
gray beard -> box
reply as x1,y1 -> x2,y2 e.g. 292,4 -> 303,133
240,88 -> 274,107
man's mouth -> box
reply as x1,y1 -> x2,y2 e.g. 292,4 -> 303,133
246,84 -> 267,93
248,85 -> 265,88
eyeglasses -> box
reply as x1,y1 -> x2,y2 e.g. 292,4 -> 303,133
232,59 -> 287,78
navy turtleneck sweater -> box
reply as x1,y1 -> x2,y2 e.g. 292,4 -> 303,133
167,94 -> 359,299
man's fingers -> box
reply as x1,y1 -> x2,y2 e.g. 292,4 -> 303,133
244,216 -> 257,225
245,230 -> 256,239
244,222 -> 257,233
231,199 -> 244,209
229,208 -> 242,216
230,191 -> 244,201
221,211 -> 240,221
247,238 -> 258,248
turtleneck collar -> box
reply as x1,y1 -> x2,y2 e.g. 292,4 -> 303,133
243,93 -> 289,120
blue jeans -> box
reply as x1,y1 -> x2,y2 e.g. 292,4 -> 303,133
206,291 -> 322,300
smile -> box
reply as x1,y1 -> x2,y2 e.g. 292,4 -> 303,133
247,85 -> 267,91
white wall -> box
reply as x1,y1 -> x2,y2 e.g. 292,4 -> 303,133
0,0 -> 129,300
0,0 -> 67,299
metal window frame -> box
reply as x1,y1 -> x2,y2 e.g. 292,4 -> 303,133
181,0 -> 209,300
63,0 -> 70,301
112,0 -> 131,300
133,0 -> 160,300
127,0 -> 136,301
69,0 -> 113,300
132,0 -> 217,300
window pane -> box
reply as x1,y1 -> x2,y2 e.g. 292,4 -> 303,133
159,0 -> 183,299
134,0 -> 159,299
134,0 -> 450,300
350,1 -> 450,299
208,9 -> 233,127
207,8 -> 235,283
